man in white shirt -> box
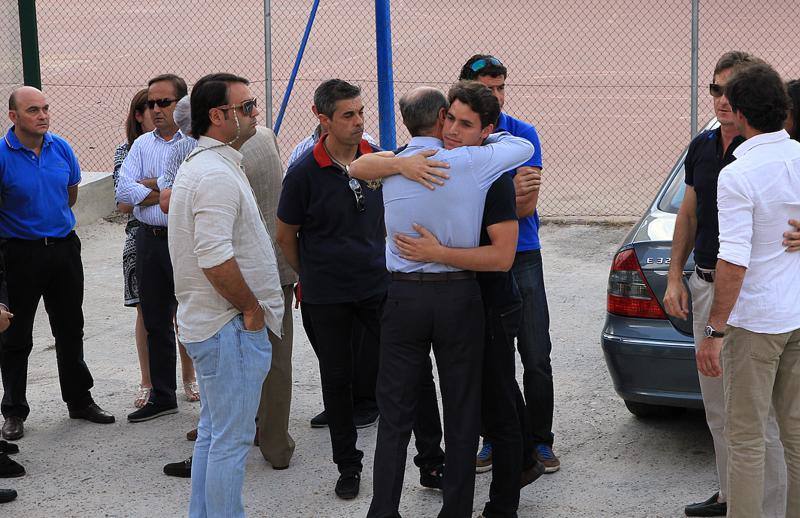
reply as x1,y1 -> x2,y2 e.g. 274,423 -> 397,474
697,62 -> 800,518
168,73 -> 283,518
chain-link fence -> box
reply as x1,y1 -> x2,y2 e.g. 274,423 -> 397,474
0,2 -> 23,121
17,1 -> 800,216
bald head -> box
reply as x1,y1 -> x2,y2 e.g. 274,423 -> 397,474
9,86 -> 50,140
9,86 -> 45,111
399,87 -> 448,136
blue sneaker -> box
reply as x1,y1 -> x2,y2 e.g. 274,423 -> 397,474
535,444 -> 561,473
476,440 -> 493,473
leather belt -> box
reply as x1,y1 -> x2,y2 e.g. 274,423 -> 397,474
695,266 -> 715,283
140,223 -> 168,238
6,230 -> 76,247
391,271 -> 476,282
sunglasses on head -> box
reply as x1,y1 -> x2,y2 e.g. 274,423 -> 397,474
709,83 -> 725,98
146,98 -> 178,109
348,178 -> 366,213
217,98 -> 258,117
470,56 -> 504,73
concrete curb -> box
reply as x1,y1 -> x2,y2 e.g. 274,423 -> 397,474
74,172 -> 115,227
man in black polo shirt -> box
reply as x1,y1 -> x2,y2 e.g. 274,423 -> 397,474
276,79 -> 388,500
664,51 -> 787,517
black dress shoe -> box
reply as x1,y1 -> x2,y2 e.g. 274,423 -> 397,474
163,457 -> 192,478
127,402 -> 178,423
0,488 -> 17,503
1,418 -> 23,441
69,403 -> 115,424
420,464 -> 443,490
0,454 -> 24,478
335,472 -> 360,500
520,459 -> 546,488
0,441 -> 19,455
354,409 -> 379,429
310,410 -> 328,428
685,492 -> 727,517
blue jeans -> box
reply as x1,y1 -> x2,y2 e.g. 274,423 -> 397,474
511,250 -> 554,446
185,314 -> 271,518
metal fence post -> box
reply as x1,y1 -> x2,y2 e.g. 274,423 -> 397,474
375,0 -> 396,150
263,0 -> 273,128
18,0 -> 41,89
690,0 -> 699,137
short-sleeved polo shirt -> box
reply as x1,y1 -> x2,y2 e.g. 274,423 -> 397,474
495,112 -> 543,252
684,127 -> 744,269
277,134 -> 389,304
0,127 -> 81,239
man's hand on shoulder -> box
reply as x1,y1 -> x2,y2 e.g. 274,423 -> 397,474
513,166 -> 541,196
398,150 -> 450,190
393,223 -> 444,263
784,219 -> 800,252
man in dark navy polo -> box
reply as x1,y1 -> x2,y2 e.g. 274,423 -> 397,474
0,86 -> 114,441
458,55 -> 559,475
276,79 -> 389,500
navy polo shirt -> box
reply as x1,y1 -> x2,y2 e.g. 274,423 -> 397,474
684,127 -> 744,269
495,112 -> 543,252
0,127 -> 81,239
277,135 -> 390,304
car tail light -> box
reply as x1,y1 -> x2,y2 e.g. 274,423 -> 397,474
607,248 -> 667,319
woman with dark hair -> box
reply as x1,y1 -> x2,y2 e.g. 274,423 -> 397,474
785,80 -> 800,141
114,89 -> 155,408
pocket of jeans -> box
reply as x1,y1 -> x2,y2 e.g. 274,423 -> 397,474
498,304 -> 523,340
189,335 -> 221,379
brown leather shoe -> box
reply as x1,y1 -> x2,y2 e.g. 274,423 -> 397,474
1,418 -> 23,441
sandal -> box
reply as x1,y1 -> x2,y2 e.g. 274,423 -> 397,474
184,381 -> 200,402
134,385 -> 151,408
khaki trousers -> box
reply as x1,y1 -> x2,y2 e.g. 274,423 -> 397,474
688,273 -> 786,516
256,284 -> 295,468
723,325 -> 800,518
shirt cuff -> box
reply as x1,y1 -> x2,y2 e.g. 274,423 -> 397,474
717,246 -> 750,269
196,246 -> 235,270
126,183 -> 154,206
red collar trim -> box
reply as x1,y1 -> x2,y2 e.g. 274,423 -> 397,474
312,133 -> 375,168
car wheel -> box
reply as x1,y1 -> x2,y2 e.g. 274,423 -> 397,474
624,400 -> 685,419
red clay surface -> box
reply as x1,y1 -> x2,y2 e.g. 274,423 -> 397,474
16,1 -> 800,216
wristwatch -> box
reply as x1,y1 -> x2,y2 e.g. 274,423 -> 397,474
704,324 -> 725,338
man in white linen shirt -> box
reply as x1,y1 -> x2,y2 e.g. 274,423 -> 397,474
697,62 -> 800,518
168,73 -> 283,518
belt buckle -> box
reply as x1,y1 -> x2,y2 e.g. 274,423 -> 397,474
44,236 -> 51,246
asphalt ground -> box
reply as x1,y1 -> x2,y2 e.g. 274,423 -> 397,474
0,219 -> 718,517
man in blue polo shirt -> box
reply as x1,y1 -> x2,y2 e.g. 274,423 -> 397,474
0,86 -> 114,441
458,55 -> 560,474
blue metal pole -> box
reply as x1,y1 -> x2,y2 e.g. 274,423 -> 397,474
375,0 -> 396,150
273,0 -> 320,135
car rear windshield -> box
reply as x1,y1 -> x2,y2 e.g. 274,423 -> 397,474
657,158 -> 686,214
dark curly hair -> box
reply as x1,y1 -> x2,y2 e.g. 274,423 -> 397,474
725,63 -> 789,133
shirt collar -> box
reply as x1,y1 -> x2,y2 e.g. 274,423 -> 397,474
4,126 -> 54,150
312,133 -> 374,168
195,136 -> 244,164
153,128 -> 184,143
406,136 -> 444,149
495,112 -> 510,132
733,129 -> 789,159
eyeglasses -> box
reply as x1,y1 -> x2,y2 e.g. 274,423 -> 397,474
709,83 -> 725,98
470,56 -> 504,73
217,98 -> 258,117
348,178 -> 366,212
146,98 -> 178,109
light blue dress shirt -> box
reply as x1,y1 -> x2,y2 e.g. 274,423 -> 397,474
115,129 -> 185,227
384,132 -> 534,273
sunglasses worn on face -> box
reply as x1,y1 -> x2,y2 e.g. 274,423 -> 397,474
709,83 -> 725,98
348,178 -> 366,212
470,56 -> 503,73
147,98 -> 178,109
218,98 -> 258,117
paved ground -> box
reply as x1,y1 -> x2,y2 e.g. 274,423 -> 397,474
1,219 -> 717,517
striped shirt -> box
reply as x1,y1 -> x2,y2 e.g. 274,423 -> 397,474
158,136 -> 198,191
115,129 -> 185,227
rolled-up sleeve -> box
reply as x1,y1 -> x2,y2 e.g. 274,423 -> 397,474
469,132 -> 535,190
116,139 -> 152,206
192,171 -> 239,269
717,168 -> 754,268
